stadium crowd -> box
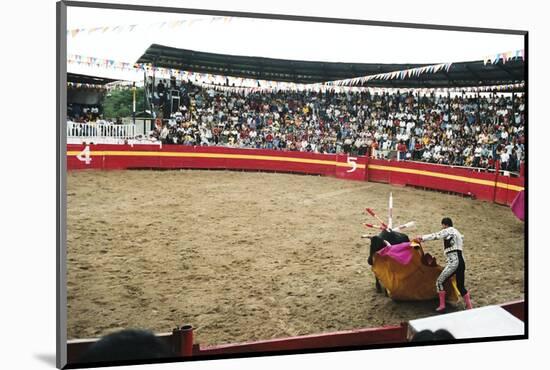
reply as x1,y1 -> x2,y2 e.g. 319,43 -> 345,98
68,104 -> 104,123
150,81 -> 524,172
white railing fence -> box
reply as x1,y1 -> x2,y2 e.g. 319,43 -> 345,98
67,122 -> 136,140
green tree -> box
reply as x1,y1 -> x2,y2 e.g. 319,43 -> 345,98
102,87 -> 145,119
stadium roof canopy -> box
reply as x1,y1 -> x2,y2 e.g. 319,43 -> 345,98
136,44 -> 525,89
68,73 -> 119,85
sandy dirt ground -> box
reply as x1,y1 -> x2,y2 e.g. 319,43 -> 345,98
67,170 -> 524,345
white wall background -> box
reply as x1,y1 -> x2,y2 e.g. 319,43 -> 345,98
66,6 -> 524,65
0,0 -> 545,369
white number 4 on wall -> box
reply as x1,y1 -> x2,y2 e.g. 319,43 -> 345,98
76,145 -> 92,165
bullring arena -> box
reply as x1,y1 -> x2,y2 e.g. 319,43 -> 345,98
63,10 -> 527,364
67,165 -> 524,345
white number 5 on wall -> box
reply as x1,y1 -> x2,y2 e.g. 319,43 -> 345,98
76,145 -> 92,165
346,156 -> 357,173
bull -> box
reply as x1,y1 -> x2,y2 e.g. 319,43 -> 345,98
368,229 -> 410,293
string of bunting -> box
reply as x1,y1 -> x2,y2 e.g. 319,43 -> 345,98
67,54 -> 334,89
328,63 -> 453,86
67,16 -> 233,37
472,82 -> 524,92
192,81 -> 525,95
68,54 -> 140,72
65,75 -> 523,94
68,55 -> 455,91
483,49 -> 524,65
67,82 -> 106,89
67,54 -> 524,94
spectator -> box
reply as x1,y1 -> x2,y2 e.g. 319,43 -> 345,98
500,149 -> 510,171
77,329 -> 175,364
397,140 -> 407,161
86,81 -> 524,172
508,149 -> 519,172
410,329 -> 455,342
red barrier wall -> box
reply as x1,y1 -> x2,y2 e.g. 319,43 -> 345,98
66,144 -> 524,206
66,300 -> 524,362
66,324 -> 407,363
67,144 -> 367,181
196,324 -> 407,356
367,159 -> 524,206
